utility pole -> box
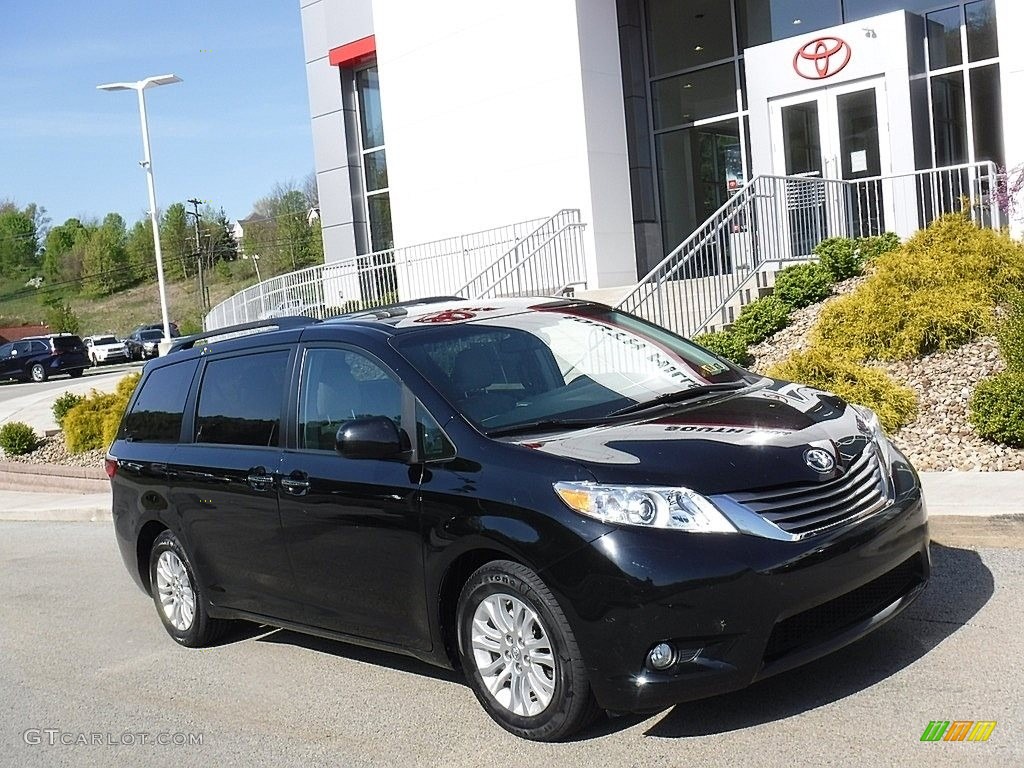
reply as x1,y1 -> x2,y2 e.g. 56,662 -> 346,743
186,198 -> 208,310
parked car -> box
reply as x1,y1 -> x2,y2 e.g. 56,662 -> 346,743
127,322 -> 180,339
0,333 -> 89,383
84,334 -> 129,366
108,298 -> 929,741
124,329 -> 165,360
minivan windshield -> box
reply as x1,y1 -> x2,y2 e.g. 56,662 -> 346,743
394,305 -> 748,433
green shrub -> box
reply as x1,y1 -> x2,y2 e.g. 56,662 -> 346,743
693,330 -> 751,366
0,422 -> 39,456
773,263 -> 833,309
730,295 -> 791,345
814,237 -> 862,281
766,348 -> 917,432
857,232 -> 901,263
969,372 -> 1024,446
52,391 -> 85,428
998,291 -> 1024,373
63,373 -> 140,453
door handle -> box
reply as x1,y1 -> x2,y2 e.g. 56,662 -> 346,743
247,467 -> 275,492
281,472 -> 310,496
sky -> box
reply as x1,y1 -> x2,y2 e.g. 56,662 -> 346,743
0,0 -> 315,230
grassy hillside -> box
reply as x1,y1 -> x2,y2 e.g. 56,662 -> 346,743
0,260 -> 260,337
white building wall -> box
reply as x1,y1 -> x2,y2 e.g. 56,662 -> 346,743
371,0 -> 636,289
996,0 -> 1024,236
300,0 -> 374,265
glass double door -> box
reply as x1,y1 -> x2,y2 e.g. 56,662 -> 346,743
770,79 -> 891,253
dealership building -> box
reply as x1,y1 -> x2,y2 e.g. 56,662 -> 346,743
296,0 -> 1021,299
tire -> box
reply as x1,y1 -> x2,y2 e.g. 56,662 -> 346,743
68,368 -> 84,378
29,363 -> 47,383
457,560 -> 600,741
148,530 -> 230,647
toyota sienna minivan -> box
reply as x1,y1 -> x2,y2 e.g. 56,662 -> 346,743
108,298 -> 929,741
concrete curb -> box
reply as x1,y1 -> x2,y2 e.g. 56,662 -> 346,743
0,461 -> 107,494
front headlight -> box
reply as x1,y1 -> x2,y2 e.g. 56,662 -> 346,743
851,404 -> 894,473
553,481 -> 737,532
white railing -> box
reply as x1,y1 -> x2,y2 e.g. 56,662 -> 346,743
617,162 -> 1000,337
204,210 -> 589,330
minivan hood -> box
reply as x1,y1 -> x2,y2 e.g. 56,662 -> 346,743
512,383 -> 875,494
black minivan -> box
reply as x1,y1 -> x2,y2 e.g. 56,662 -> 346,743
108,298 -> 929,741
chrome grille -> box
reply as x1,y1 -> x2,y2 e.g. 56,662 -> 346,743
728,449 -> 889,536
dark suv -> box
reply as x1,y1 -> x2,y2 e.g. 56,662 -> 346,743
108,299 -> 929,741
0,334 -> 89,382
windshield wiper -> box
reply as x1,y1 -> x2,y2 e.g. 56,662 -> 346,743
486,418 -> 607,438
606,382 -> 747,418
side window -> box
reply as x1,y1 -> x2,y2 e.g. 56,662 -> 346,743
120,359 -> 199,443
13,341 -> 32,355
195,351 -> 289,447
416,401 -> 455,461
0,343 -> 13,357
31,341 -> 49,353
299,347 -> 401,451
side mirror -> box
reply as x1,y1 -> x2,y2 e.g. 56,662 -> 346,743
336,416 -> 411,460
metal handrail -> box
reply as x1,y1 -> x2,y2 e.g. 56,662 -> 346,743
472,222 -> 588,298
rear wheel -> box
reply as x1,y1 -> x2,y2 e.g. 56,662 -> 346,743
149,530 -> 230,647
29,363 -> 47,383
457,560 -> 600,741
68,368 -> 84,378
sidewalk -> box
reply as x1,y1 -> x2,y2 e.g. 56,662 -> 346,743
0,370 -> 128,434
0,471 -> 1020,523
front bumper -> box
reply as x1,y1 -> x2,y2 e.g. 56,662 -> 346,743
544,466 -> 929,713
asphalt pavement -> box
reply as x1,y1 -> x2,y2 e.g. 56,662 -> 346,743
0,521 -> 1021,768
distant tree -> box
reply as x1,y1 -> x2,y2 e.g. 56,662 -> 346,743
0,204 -> 38,277
199,206 -> 239,267
81,213 -> 133,296
303,171 -> 319,209
42,218 -> 88,283
42,296 -> 81,335
160,203 -> 192,279
126,219 -> 154,281
242,181 -> 322,276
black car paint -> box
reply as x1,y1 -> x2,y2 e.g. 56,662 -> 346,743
110,310 -> 929,714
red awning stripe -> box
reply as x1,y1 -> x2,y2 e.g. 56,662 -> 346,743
328,35 -> 376,67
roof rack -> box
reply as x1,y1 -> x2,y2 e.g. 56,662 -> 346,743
168,316 -> 321,354
328,296 -> 466,322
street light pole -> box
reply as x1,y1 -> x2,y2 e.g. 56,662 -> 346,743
97,74 -> 182,347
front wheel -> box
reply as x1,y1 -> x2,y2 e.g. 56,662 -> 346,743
457,560 -> 600,741
29,363 -> 47,382
149,530 -> 230,647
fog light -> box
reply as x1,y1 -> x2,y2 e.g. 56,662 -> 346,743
647,642 -> 676,671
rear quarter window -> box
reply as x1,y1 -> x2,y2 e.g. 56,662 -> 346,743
52,336 -> 84,351
195,350 -> 290,446
120,359 -> 200,443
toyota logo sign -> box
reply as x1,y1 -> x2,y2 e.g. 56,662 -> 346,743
793,37 -> 851,80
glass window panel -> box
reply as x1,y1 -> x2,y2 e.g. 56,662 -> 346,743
843,0 -> 947,23
836,88 -> 881,178
970,64 -> 1004,165
926,7 -> 962,69
416,400 -> 455,461
652,62 -> 737,129
299,348 -> 401,450
121,359 -> 198,443
356,66 -> 385,148
363,149 -> 388,192
656,118 -> 740,252
195,351 -> 289,446
367,192 -> 394,252
966,0 -> 998,61
781,101 -> 822,176
931,71 -> 968,165
737,0 -> 842,48
647,0 -> 734,76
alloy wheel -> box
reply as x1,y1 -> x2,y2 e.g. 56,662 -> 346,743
155,551 -> 196,631
470,593 -> 557,717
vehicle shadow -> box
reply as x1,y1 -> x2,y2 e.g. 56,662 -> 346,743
637,542 -> 993,739
249,626 -> 465,685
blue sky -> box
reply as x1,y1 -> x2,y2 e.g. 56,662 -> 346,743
0,1 -> 314,229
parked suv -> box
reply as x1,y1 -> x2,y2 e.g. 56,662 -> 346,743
85,334 -> 129,366
125,329 -> 165,360
0,333 -> 88,382
108,299 -> 929,741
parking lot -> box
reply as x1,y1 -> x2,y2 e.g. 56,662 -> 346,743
1,519 -> 1021,767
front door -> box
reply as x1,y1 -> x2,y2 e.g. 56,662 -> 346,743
770,78 -> 891,251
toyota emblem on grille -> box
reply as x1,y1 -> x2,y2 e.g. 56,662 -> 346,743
804,448 -> 836,473
793,37 -> 851,80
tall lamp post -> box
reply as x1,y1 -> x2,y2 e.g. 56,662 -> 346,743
97,74 -> 182,347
